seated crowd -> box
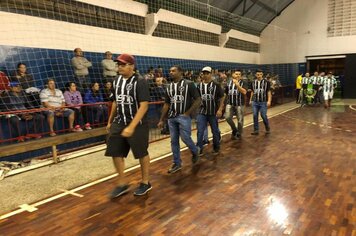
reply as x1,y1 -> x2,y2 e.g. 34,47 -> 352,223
0,64 -> 112,142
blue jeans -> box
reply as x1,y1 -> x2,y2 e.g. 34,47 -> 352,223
168,115 -> 198,165
196,114 -> 221,150
252,101 -> 270,131
225,104 -> 244,135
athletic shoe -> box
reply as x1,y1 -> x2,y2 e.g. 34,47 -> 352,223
251,130 -> 259,135
72,127 -> 83,132
198,148 -> 204,157
17,136 -> 25,142
109,185 -> 129,199
84,123 -> 92,130
167,163 -> 182,174
265,127 -> 271,134
202,140 -> 210,146
192,147 -> 200,164
213,146 -> 220,155
133,182 -> 152,196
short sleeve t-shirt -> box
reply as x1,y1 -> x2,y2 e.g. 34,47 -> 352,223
165,79 -> 200,118
112,75 -> 149,125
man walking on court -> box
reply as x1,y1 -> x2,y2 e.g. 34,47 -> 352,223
225,69 -> 248,140
196,66 -> 225,155
250,69 -> 272,135
105,53 -> 152,198
158,65 -> 201,174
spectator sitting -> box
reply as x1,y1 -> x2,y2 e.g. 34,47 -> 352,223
1,82 -> 44,141
83,82 -> 108,125
101,51 -> 118,82
12,63 -> 34,90
102,80 -> 114,102
63,82 -> 92,130
11,63 -> 42,108
40,78 -> 77,136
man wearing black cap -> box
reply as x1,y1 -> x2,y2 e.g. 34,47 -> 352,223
158,65 -> 201,174
196,66 -> 225,155
105,53 -> 152,198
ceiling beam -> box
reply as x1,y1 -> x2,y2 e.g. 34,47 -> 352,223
243,0 -> 257,16
227,0 -> 244,13
250,0 -> 277,14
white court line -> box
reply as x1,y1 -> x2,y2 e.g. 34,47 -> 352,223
19,204 -> 38,212
59,189 -> 84,198
349,105 -> 356,111
0,105 -> 299,220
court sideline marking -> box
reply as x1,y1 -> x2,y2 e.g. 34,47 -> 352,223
0,105 -> 299,221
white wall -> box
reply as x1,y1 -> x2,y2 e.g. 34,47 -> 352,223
0,12 -> 259,64
75,0 -> 148,17
260,0 -> 356,64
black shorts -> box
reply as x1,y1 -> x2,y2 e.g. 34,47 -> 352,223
105,122 -> 149,159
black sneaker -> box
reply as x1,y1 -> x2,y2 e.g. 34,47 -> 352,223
251,130 -> 259,135
212,147 -> 220,155
265,127 -> 271,134
192,147 -> 200,164
133,182 -> 152,196
231,131 -> 237,140
168,163 -> 182,174
109,184 -> 129,199
198,147 -> 204,157
202,140 -> 210,146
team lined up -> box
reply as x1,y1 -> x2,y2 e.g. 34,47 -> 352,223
106,54 -> 272,197
295,71 -> 337,109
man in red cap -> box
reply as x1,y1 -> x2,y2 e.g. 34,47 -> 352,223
105,53 -> 152,198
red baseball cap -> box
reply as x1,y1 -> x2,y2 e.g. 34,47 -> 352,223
115,53 -> 135,64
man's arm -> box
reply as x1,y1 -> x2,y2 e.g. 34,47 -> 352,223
71,58 -> 85,70
267,91 -> 272,107
184,97 -> 201,116
159,103 -> 170,122
83,58 -> 92,67
235,81 -> 247,95
249,91 -> 254,105
106,100 -> 117,132
102,60 -> 116,71
42,102 -> 55,110
216,93 -> 226,118
121,101 -> 148,137
184,82 -> 201,116
158,102 -> 170,128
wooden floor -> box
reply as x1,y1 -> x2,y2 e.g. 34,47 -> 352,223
0,105 -> 355,235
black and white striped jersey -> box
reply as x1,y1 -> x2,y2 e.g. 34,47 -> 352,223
251,78 -> 271,102
301,77 -> 309,85
322,77 -> 337,93
165,79 -> 200,118
112,75 -> 149,125
197,81 -> 224,115
225,79 -> 247,106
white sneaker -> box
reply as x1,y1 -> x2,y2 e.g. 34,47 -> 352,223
84,123 -> 92,130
